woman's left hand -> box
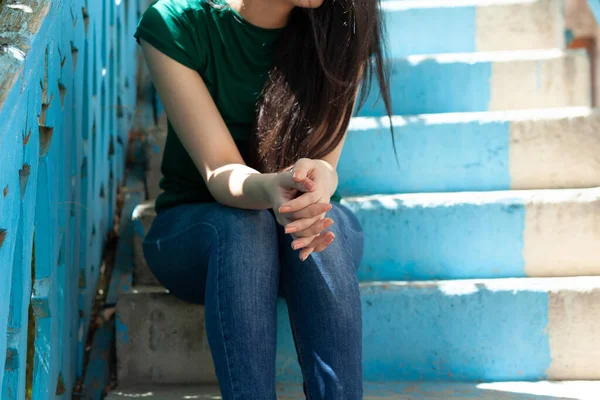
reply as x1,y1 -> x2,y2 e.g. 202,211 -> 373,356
279,158 -> 339,261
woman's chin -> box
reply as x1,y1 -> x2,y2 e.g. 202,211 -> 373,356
290,0 -> 325,9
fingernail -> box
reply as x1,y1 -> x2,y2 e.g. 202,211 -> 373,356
279,206 -> 292,213
301,253 -> 310,261
324,219 -> 334,228
293,171 -> 299,179
322,204 -> 332,212
285,226 -> 297,234
292,241 -> 302,250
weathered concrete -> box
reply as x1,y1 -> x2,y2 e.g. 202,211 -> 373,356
384,0 -> 564,57
106,381 -> 600,399
360,49 -> 591,116
116,287 -> 216,385
144,118 -> 168,201
340,107 -> 600,196
116,278 -> 600,384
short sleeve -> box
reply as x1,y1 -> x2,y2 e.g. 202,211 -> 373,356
134,0 -> 206,71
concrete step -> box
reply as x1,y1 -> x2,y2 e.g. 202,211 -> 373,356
107,381 -> 600,399
116,277 -> 600,385
339,107 -> 600,195
345,187 -> 600,281
131,188 -> 600,283
359,49 -> 591,116
383,0 -> 565,57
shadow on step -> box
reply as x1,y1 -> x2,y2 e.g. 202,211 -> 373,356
107,381 -> 599,399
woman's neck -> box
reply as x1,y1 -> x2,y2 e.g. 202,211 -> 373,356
226,0 -> 293,29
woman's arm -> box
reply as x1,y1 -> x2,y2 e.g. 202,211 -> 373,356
141,40 -> 277,210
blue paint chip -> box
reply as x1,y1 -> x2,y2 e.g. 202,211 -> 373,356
116,317 -> 130,344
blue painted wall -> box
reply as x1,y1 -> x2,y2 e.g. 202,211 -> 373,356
0,0 -> 141,398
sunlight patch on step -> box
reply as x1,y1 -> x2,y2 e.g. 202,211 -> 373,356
478,381 -> 600,399
404,49 -> 568,65
349,108 -> 596,131
382,0 -> 537,11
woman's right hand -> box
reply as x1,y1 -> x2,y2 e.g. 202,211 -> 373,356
265,171 -> 335,260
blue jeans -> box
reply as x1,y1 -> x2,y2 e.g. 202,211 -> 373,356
142,201 -> 365,400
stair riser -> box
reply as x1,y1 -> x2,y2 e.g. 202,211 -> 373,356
116,293 -> 216,385
339,109 -> 600,195
346,188 -> 600,281
383,0 -> 564,57
116,279 -> 600,385
359,51 -> 590,116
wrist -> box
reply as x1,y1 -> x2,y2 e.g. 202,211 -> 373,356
258,173 -> 278,206
315,160 -> 338,195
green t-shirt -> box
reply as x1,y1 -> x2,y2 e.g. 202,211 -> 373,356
135,0 -> 340,213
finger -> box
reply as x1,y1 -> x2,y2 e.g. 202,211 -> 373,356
292,217 -> 334,238
292,167 -> 308,182
299,247 -> 315,261
279,171 -> 315,193
285,212 -> 325,234
310,232 -> 336,253
279,191 -> 319,214
289,203 -> 332,220
291,234 -> 318,251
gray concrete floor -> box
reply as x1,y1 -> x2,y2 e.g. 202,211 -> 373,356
106,381 -> 600,399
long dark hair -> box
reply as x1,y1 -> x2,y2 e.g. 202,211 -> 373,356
252,0 -> 394,172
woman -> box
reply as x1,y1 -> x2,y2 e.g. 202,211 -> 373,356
135,0 -> 392,398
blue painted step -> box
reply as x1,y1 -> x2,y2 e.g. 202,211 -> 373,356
342,188 -> 600,281
116,277 -> 600,384
277,277 -> 600,382
359,50 -> 590,116
382,0 -> 564,57
338,108 -> 600,195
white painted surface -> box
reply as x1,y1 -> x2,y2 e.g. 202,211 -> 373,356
547,288 -> 600,379
510,108 -> 600,189
476,0 -> 564,51
523,188 -> 600,277
489,49 -> 591,110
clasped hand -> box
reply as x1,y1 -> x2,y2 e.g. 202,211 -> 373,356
267,158 -> 336,261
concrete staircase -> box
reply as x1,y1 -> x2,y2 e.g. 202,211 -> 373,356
108,0 -> 600,398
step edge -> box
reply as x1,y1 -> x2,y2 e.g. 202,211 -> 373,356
342,186 -> 600,204
396,48 -> 587,64
382,0 -> 545,11
349,107 -> 600,129
118,276 -> 600,298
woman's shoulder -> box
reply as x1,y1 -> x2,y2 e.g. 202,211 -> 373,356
137,0 -> 216,70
